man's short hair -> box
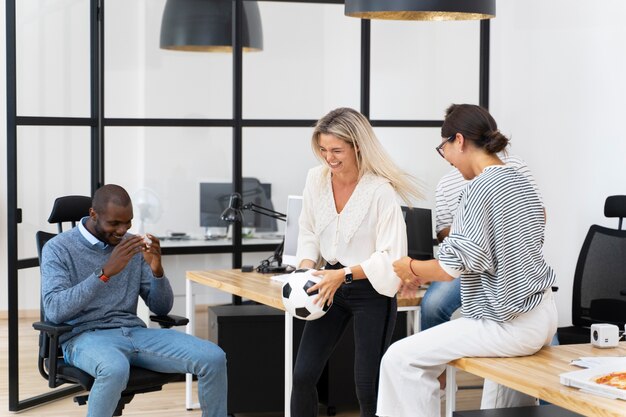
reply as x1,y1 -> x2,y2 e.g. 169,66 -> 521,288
92,184 -> 131,213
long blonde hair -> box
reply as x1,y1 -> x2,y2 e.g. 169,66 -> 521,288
311,107 -> 424,205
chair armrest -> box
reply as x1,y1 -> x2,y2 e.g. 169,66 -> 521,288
621,289 -> 626,296
32,321 -> 74,388
33,321 -> 74,336
149,314 -> 189,328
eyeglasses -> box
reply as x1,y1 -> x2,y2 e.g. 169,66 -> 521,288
435,135 -> 455,158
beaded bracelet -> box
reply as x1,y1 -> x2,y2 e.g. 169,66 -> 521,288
409,259 -> 418,277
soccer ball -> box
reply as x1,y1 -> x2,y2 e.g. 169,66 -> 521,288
281,269 -> 330,321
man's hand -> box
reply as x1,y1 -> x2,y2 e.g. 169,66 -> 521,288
399,276 -> 424,298
102,235 -> 146,278
141,234 -> 164,278
437,226 -> 451,243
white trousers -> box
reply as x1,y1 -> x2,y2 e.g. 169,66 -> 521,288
376,290 -> 557,417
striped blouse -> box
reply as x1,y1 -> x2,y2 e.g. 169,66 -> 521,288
437,165 -> 556,322
435,155 -> 543,234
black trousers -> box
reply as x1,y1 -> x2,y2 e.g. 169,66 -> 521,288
290,263 -> 397,417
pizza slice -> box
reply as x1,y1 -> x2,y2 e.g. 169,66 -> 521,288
594,371 -> 626,390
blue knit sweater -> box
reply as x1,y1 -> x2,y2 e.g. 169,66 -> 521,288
41,227 -> 174,344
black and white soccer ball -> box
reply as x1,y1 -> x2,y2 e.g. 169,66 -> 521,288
281,269 -> 330,321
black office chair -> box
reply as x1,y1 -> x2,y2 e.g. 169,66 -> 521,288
402,206 -> 435,261
557,195 -> 626,345
33,195 -> 189,416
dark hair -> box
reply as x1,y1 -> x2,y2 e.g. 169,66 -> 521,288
92,184 -> 131,213
441,104 -> 509,154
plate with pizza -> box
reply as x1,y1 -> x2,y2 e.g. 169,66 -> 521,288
560,361 -> 626,400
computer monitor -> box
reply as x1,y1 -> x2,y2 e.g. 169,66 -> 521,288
199,182 -> 232,230
401,206 -> 434,261
281,195 -> 303,267
199,177 -> 277,232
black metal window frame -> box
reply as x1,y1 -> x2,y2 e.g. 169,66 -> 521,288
5,0 -> 490,410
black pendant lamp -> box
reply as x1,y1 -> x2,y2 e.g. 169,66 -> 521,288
345,0 -> 495,21
160,0 -> 263,52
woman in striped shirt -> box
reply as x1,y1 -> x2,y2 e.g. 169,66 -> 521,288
376,104 -> 558,417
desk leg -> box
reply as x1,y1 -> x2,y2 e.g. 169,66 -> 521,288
445,365 -> 456,417
285,312 -> 293,417
412,307 -> 420,334
397,306 -> 421,335
185,278 -> 200,410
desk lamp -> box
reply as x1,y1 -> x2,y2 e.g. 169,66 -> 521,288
221,193 -> 287,272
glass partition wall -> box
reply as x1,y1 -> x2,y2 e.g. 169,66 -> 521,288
6,0 -> 490,410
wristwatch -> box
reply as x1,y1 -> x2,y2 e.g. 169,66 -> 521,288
95,267 -> 109,283
343,267 -> 353,284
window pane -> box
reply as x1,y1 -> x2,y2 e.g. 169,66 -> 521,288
105,126 -> 232,237
16,0 -> 91,117
370,20 -> 480,120
17,126 -> 91,259
243,127 -> 318,221
374,127 -> 451,209
105,0 -> 232,119
243,3 -> 361,119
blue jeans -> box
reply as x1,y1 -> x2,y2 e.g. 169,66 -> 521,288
420,279 -> 462,331
62,327 -> 227,417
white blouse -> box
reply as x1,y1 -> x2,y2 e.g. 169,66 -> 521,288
296,165 -> 406,297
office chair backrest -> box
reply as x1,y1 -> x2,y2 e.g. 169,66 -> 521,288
38,196 -> 91,315
401,206 -> 434,261
37,196 -> 91,364
604,195 -> 626,230
571,196 -> 626,328
36,231 -> 57,264
47,195 -> 92,233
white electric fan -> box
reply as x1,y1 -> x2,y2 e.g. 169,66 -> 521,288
132,188 -> 163,235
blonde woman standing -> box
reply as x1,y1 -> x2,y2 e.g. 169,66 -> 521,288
291,107 -> 423,417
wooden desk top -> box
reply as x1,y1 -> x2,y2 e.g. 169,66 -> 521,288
186,269 -> 424,311
449,342 -> 626,417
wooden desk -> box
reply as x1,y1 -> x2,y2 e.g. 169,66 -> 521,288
446,342 -> 626,417
186,269 -> 423,309
185,269 -> 424,416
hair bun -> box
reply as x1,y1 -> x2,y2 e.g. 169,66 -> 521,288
484,129 -> 509,153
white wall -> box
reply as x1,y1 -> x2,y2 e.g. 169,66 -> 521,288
2,1 -> 625,326
490,1 -> 626,325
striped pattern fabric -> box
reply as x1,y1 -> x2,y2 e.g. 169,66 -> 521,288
435,155 -> 543,234
437,165 -> 556,322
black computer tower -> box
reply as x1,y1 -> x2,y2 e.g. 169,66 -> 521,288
208,304 -> 407,415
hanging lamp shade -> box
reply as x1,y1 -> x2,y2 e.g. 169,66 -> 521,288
160,0 -> 263,52
345,0 -> 495,21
